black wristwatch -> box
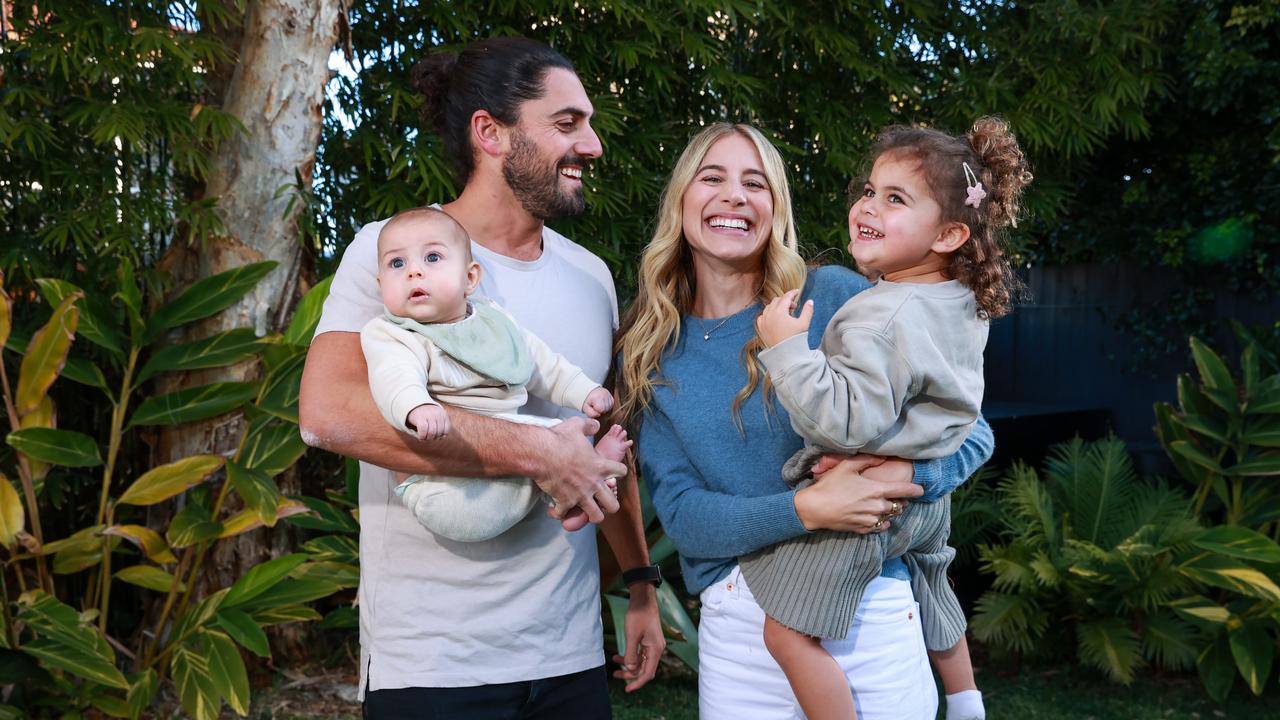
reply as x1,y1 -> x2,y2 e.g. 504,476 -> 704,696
621,564 -> 663,589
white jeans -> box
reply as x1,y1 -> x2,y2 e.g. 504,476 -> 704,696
698,566 -> 937,720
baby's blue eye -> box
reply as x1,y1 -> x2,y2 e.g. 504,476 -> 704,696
390,258 -> 405,269
426,252 -> 442,263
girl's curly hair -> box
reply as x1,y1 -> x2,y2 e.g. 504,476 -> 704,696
853,117 -> 1033,318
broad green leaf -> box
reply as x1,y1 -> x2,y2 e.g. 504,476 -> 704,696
1168,440 -> 1225,474
283,274 -> 332,346
127,669 -> 158,720
127,382 -> 257,427
1190,337 -> 1235,394
667,639 -> 699,674
204,629 -> 250,715
240,413 -> 307,477
117,455 -> 223,506
15,292 -> 80,415
9,327 -> 112,393
137,329 -> 271,383
1248,378 -> 1280,414
6,428 -> 102,468
88,689 -> 131,718
233,578 -> 339,610
656,582 -> 698,644
319,606 -> 359,630
114,565 -> 184,593
18,396 -> 54,481
300,535 -> 358,564
116,261 -> 144,343
0,276 -> 10,350
1229,621 -> 1274,695
1179,554 -> 1280,603
171,645 -> 219,720
16,591 -> 128,690
1225,455 -> 1280,477
169,589 -> 229,642
216,609 -> 270,658
604,592 -> 628,657
250,605 -> 321,626
227,461 -> 281,526
290,560 -> 358,588
53,536 -> 114,575
222,554 -> 308,608
256,350 -> 305,423
166,503 -> 223,548
0,473 -> 24,547
39,525 -> 105,556
1194,526 -> 1280,565
35,279 -> 124,355
102,525 -> 177,564
146,261 -> 278,341
286,495 -> 358,533
218,499 -> 309,539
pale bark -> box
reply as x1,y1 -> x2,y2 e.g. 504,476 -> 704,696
153,0 -> 344,599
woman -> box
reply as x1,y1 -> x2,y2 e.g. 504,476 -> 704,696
615,123 -> 993,719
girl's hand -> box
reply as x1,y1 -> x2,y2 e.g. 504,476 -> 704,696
793,455 -> 921,533
756,290 -> 813,347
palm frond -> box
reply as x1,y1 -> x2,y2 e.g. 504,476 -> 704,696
1077,617 -> 1142,684
972,591 -> 1049,654
1142,610 -> 1199,671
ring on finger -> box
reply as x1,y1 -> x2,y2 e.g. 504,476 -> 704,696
890,500 -> 902,516
873,519 -> 884,530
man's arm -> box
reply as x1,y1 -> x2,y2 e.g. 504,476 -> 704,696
299,331 -> 622,521
599,453 -> 664,693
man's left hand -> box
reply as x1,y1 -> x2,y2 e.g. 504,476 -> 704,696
611,583 -> 665,692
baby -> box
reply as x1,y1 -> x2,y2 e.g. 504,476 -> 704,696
360,207 -> 630,542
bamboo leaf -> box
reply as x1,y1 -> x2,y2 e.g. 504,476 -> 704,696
35,279 -> 124,356
222,554 -> 308,609
127,382 -> 257,427
102,524 -> 178,564
145,261 -> 278,342
0,473 -> 24,547
137,329 -> 271,383
226,461 -> 281,526
283,275 -> 332,346
1194,526 -> 1280,564
16,591 -> 128,690
204,630 -> 250,716
113,565 -> 185,593
15,293 -> 80,415
1229,621 -> 1274,695
6,428 -> 102,467
215,609 -> 271,658
117,455 -> 224,506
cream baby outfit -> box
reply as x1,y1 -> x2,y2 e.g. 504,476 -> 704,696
360,298 -> 601,542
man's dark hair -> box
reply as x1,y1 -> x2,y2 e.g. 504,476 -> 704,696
411,37 -> 576,185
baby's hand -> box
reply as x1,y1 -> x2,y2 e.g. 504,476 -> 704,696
407,404 -> 450,441
582,387 -> 614,418
756,290 -> 813,347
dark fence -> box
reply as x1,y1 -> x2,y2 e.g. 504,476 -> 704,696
982,261 -> 1277,472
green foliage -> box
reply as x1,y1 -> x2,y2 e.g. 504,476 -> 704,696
0,268 -> 351,717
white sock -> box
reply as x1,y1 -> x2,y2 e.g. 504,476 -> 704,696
945,689 -> 985,720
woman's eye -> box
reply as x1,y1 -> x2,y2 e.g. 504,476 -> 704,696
746,180 -> 767,190
700,174 -> 722,184
390,258 -> 404,269
426,252 -> 442,263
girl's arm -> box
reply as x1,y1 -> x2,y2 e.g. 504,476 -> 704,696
912,415 -> 994,502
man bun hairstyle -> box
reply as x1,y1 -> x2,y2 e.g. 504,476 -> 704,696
861,116 -> 1032,319
410,37 -> 576,186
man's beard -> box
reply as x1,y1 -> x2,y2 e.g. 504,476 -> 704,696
502,129 -> 588,220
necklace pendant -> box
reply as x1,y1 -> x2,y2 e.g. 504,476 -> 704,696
703,333 -> 710,341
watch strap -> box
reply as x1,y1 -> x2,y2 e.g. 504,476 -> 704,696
621,564 -> 663,588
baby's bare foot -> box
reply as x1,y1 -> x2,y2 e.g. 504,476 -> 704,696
595,424 -> 632,463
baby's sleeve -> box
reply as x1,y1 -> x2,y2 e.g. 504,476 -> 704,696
360,318 -> 436,434
521,328 -> 601,411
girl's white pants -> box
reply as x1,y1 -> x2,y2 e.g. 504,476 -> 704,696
697,566 -> 937,720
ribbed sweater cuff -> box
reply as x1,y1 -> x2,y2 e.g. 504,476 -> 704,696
913,457 -> 945,503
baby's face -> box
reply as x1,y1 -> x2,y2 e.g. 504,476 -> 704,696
377,217 -> 477,324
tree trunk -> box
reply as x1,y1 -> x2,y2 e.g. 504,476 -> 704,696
154,0 -> 344,592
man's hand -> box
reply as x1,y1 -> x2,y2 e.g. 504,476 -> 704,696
794,455 -> 921,533
407,403 -> 450,440
755,289 -> 813,347
611,583 -> 666,692
532,416 -> 625,524
581,387 -> 614,418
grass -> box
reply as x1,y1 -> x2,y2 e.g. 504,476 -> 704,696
609,663 -> 1280,720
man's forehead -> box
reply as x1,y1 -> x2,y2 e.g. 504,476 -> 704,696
524,68 -> 593,118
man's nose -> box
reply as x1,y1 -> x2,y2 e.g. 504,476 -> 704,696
576,123 -> 603,159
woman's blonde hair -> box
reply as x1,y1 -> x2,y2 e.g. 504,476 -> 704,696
614,123 -> 807,430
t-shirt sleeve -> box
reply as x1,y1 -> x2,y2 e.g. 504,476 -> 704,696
315,221 -> 385,336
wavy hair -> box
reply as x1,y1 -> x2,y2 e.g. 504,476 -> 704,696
614,123 -> 807,430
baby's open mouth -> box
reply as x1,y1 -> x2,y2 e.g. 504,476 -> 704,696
410,289 -> 427,299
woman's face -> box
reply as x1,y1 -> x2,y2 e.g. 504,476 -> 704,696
681,133 -> 775,272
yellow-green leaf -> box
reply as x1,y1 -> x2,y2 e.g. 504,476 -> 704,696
0,275 -> 10,354
1229,621 -> 1274,695
17,590 -> 128,690
204,629 -> 250,715
216,608 -> 270,658
283,275 -> 332,346
18,396 -> 54,481
114,565 -> 185,593
146,261 -> 278,342
217,499 -> 309,539
102,524 -> 177,564
1180,554 -> 1280,603
166,504 -> 223,549
15,292 -> 80,415
127,382 -> 258,427
0,473 -> 24,548
7,427 -> 101,468
226,461 -> 280,527
35,279 -> 124,355
117,455 -> 224,506
172,645 -> 220,720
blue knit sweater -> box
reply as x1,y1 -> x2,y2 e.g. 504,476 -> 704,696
635,265 -> 994,595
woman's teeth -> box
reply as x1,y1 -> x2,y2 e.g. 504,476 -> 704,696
709,217 -> 749,230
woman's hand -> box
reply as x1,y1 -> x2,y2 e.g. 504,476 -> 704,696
794,454 -> 921,533
756,290 -> 813,347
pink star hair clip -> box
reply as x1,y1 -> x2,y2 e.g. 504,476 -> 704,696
963,162 -> 986,209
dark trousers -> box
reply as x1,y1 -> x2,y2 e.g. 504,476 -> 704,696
362,665 -> 612,720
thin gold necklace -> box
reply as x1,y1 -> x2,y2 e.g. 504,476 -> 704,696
696,297 -> 758,341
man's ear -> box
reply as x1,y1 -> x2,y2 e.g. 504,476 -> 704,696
932,222 -> 971,254
464,261 -> 482,296
471,110 -> 507,159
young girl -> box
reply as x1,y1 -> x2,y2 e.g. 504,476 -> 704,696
360,207 -> 629,542
744,117 -> 1031,720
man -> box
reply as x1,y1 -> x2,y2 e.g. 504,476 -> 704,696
299,36 -> 664,718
